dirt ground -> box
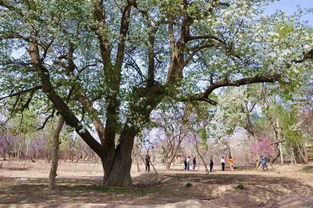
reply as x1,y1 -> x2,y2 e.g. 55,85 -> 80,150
0,160 -> 313,208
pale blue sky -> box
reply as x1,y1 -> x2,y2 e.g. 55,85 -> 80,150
266,0 -> 313,26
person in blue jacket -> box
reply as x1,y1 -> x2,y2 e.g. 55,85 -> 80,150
261,155 -> 268,170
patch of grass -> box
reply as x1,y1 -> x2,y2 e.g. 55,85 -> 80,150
186,183 -> 192,188
27,184 -> 46,188
235,184 -> 244,190
36,184 -> 46,187
58,184 -> 147,196
136,188 -> 147,196
302,166 -> 313,174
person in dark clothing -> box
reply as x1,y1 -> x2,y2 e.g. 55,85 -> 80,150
145,154 -> 151,172
210,158 -> 214,172
184,158 -> 187,170
221,156 -> 225,171
192,157 -> 197,170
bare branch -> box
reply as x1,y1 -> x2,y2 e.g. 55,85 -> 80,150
186,35 -> 223,42
125,52 -> 146,81
204,74 -> 281,97
184,42 -> 217,66
37,108 -> 55,130
0,86 -> 42,101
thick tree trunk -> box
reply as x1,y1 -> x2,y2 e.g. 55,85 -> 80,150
102,127 -> 136,187
48,116 -> 64,190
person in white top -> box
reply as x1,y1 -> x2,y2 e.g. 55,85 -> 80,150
186,156 -> 190,170
221,156 -> 226,171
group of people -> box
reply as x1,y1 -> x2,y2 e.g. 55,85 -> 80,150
145,153 -> 269,172
183,156 -> 197,170
145,154 -> 268,172
220,156 -> 235,171
184,156 -> 235,172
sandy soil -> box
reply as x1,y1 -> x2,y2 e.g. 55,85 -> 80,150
0,160 -> 313,208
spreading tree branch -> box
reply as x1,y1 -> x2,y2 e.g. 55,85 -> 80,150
184,74 -> 281,105
0,86 -> 42,101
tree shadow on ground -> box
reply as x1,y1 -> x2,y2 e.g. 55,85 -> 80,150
131,172 -> 313,207
0,172 -> 312,207
0,167 -> 30,171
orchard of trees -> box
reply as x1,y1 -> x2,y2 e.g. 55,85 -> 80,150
0,0 -> 313,189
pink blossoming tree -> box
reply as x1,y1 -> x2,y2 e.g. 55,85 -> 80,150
251,136 -> 276,157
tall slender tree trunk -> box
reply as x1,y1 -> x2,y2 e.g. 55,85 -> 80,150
195,146 -> 209,173
136,161 -> 140,172
303,144 -> 309,163
165,157 -> 172,170
279,143 -> 284,165
291,149 -> 297,165
193,135 -> 209,174
48,116 -> 65,190
3,152 -> 6,161
296,143 -> 307,164
276,119 -> 284,165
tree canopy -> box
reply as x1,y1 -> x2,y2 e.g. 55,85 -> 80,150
0,0 -> 312,187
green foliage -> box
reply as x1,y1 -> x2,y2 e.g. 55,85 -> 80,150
1,0 -> 313,172
266,102 -> 304,146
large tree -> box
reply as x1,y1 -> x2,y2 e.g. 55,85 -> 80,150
0,0 -> 312,187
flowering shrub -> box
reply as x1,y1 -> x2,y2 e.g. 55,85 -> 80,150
250,136 -> 276,157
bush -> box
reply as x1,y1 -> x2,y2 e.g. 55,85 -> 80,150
186,183 -> 192,188
236,184 -> 244,189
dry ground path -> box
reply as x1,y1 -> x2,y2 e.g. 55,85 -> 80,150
0,160 -> 312,208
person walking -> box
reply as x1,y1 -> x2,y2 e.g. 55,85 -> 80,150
210,158 -> 214,172
221,156 -> 225,171
228,156 -> 234,171
186,156 -> 190,170
261,155 -> 268,170
192,156 -> 197,170
145,154 -> 151,172
184,158 -> 187,170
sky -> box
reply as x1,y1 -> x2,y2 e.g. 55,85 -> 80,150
265,0 -> 313,26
